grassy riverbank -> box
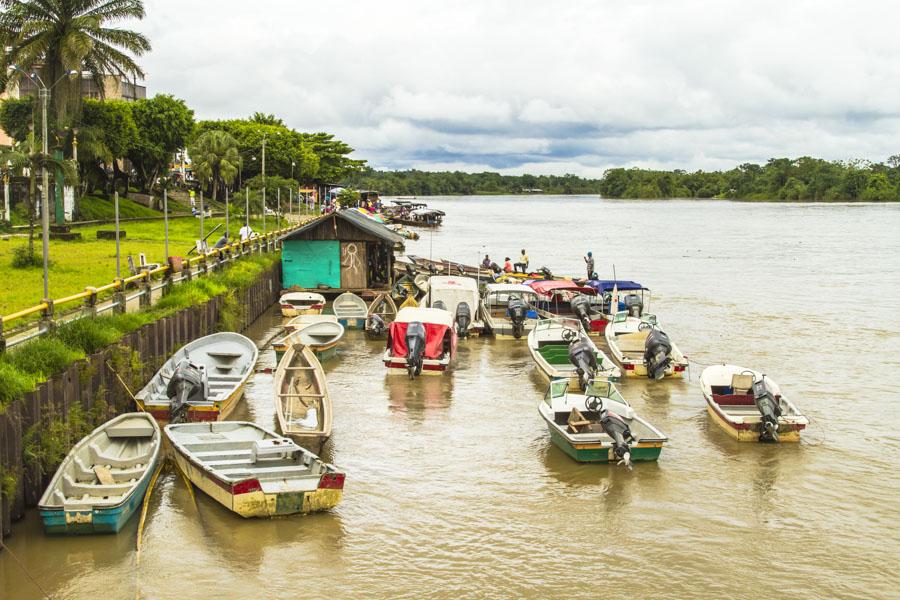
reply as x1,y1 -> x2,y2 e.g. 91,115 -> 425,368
0,213 -> 304,316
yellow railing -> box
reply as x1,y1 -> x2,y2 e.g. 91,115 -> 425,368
0,224 -> 303,347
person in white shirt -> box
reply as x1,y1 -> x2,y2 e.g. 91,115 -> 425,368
239,223 -> 253,241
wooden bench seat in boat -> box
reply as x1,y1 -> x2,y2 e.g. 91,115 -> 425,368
216,464 -> 315,477
106,420 -> 156,438
615,332 -> 649,353
89,442 -> 153,469
62,474 -> 135,498
72,456 -> 144,482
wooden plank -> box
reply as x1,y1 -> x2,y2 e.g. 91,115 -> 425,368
93,465 -> 115,485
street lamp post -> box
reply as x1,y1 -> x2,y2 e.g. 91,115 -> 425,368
3,161 -> 10,224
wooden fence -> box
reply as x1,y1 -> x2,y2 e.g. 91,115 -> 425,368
0,260 -> 281,545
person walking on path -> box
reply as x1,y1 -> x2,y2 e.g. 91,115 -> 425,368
584,251 -> 595,280
514,249 -> 529,274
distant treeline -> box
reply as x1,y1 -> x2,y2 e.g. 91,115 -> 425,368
599,157 -> 900,201
348,157 -> 900,201
347,168 -> 604,195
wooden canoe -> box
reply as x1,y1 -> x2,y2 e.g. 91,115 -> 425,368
38,413 -> 162,534
274,343 -> 332,449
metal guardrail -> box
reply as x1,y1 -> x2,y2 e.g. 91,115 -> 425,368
0,224 -> 302,352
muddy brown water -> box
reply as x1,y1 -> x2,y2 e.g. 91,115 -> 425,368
1,197 -> 898,599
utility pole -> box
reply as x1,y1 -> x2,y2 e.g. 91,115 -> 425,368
277,187 -> 281,228
164,188 -> 169,258
261,133 -> 267,235
199,189 -> 205,241
225,186 -> 230,238
114,191 -> 121,278
245,186 -> 249,227
3,162 -> 9,223
40,87 -> 50,300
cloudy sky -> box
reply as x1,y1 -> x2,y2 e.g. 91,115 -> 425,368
135,0 -> 900,176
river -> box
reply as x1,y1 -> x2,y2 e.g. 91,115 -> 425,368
1,196 -> 898,599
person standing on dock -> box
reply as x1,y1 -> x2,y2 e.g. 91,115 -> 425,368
482,254 -> 492,270
514,249 -> 529,273
584,251 -> 595,280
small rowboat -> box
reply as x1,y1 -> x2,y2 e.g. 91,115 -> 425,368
700,364 -> 809,442
539,379 -> 667,464
276,316 -> 344,361
604,312 -> 687,378
137,332 -> 258,424
38,413 -> 162,534
165,421 -> 345,518
274,343 -> 332,449
279,292 -> 325,317
366,292 -> 398,336
527,318 -> 620,390
332,292 -> 368,329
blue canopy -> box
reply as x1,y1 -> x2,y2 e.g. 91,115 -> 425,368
586,280 -> 647,293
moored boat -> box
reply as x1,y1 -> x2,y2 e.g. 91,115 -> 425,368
423,275 -> 483,337
366,292 -> 398,337
274,343 -> 332,449
384,306 -> 457,376
527,318 -> 620,390
276,316 -> 344,361
136,332 -> 258,423
604,312 -> 687,379
528,281 -> 607,334
38,413 -> 162,534
700,364 -> 808,442
279,291 -> 326,317
165,421 -> 345,518
539,379 -> 667,465
332,292 -> 368,329
481,283 -> 540,339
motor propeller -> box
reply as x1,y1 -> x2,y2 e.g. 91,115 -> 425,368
405,321 -> 427,379
586,396 -> 634,469
568,335 -> 598,390
506,295 -> 528,339
166,359 -> 207,424
455,302 -> 472,338
751,373 -> 782,442
642,324 -> 673,380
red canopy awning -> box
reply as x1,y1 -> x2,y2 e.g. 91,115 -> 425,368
528,280 -> 596,295
387,321 -> 451,360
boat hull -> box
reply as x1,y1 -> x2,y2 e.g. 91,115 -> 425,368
620,362 -> 686,378
170,451 -> 341,518
337,317 -> 365,330
144,382 -> 245,425
281,306 -> 323,318
547,427 -> 664,463
705,401 -> 803,443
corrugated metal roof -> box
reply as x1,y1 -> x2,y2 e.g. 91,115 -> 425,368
278,209 -> 405,245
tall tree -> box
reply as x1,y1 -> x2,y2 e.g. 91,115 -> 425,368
0,0 -> 150,128
128,94 -> 194,191
189,130 -> 240,203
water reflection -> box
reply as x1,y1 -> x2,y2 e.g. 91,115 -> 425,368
383,372 -> 454,413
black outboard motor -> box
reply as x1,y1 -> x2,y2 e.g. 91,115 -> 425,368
624,293 -> 643,318
490,262 -> 501,274
367,313 -> 387,336
166,359 -> 207,423
568,336 -> 598,389
507,296 -> 528,339
599,405 -> 635,469
538,267 -> 553,279
643,328 -> 673,380
405,321 -> 427,379
455,302 -> 472,338
433,300 -> 447,311
570,295 -> 594,333
752,375 -> 782,442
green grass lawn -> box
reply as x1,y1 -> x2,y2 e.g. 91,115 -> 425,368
75,194 -> 164,220
0,212 -> 309,317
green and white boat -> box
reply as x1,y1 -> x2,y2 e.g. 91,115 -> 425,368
538,379 -> 667,464
527,318 -> 620,390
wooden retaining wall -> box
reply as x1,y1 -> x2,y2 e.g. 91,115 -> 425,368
0,262 -> 280,544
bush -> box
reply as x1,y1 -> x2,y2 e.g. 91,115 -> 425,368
0,362 -> 36,408
5,337 -> 84,380
54,318 -> 121,354
11,244 -> 41,269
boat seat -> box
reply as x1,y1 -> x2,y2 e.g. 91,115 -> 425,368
567,408 -> 591,434
731,373 -> 754,395
192,449 -> 254,460
713,393 -> 755,406
616,334 -> 649,353
89,442 -> 153,468
207,351 -> 243,361
216,464 -> 314,477
106,420 -> 156,439
62,474 -> 134,498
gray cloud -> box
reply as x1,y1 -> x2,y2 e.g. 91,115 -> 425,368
135,0 -> 900,175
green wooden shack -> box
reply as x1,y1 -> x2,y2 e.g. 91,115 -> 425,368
279,210 -> 404,292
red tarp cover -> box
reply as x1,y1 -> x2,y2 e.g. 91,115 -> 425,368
388,321 -> 451,359
528,280 -> 597,295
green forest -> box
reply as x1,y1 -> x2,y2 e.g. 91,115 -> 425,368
349,157 -> 900,201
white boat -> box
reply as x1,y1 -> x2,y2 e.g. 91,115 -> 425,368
527,318 -> 620,390
276,316 -> 344,360
332,292 -> 368,329
136,332 -> 258,423
480,283 -> 540,339
700,364 -> 809,442
165,421 -> 345,518
423,275 -> 483,336
274,343 -> 332,449
605,312 -> 687,379
384,306 -> 457,376
366,292 -> 398,336
38,413 -> 162,534
279,292 -> 325,317
539,379 -> 667,464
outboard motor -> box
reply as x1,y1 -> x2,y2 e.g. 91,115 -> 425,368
166,359 -> 207,423
507,296 -> 528,339
752,375 -> 782,442
455,302 -> 472,338
490,262 -> 501,274
367,313 -> 387,336
624,293 -> 643,318
405,321 -> 427,379
570,295 -> 594,332
599,404 -> 635,469
643,328 -> 673,380
433,300 -> 447,311
568,336 -> 598,389
538,267 -> 553,279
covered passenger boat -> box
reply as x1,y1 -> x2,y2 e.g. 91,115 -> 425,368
480,283 -> 540,339
423,275 -> 483,336
527,318 -> 620,390
539,379 -> 667,465
384,307 -> 457,376
604,313 -> 687,379
279,291 -> 326,317
165,421 -> 345,518
528,281 -> 607,334
38,413 -> 162,534
700,364 -> 808,442
332,292 -> 368,329
583,280 -> 651,332
137,332 -> 258,424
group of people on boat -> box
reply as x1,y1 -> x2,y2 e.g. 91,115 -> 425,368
481,249 -> 530,274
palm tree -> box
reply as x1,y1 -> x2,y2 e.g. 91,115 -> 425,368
189,130 -> 240,204
0,0 -> 151,128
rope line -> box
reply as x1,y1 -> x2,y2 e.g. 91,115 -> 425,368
0,539 -> 53,599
